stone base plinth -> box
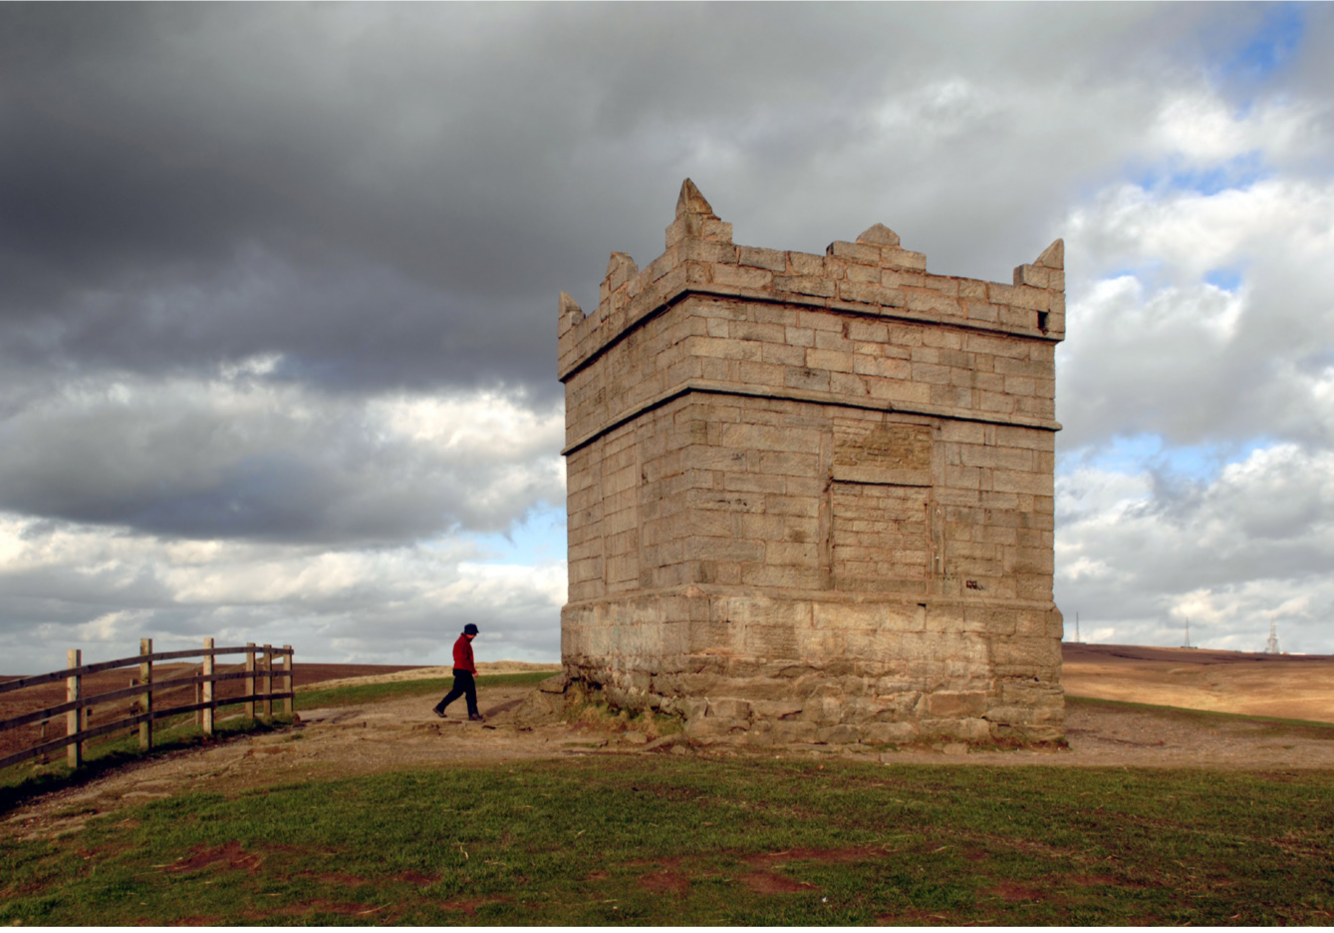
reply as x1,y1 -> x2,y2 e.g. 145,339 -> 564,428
561,587 -> 1065,746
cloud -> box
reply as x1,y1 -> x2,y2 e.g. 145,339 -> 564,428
1059,174 -> 1334,449
0,3 -> 1283,393
1053,61 -> 1334,654
1056,443 -> 1334,653
1147,90 -> 1321,168
0,511 -> 566,673
0,367 -> 564,543
3,3 -> 1334,669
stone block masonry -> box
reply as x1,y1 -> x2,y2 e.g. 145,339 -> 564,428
557,179 -> 1065,746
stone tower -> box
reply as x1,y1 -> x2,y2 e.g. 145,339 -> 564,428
557,180 -> 1065,746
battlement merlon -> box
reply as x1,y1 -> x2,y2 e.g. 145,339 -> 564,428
557,179 -> 1065,383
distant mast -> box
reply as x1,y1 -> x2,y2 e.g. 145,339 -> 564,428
1265,621 -> 1281,655
1183,617 -> 1191,649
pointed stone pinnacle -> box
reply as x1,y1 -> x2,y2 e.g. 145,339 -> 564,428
559,291 -> 583,319
856,223 -> 901,247
1035,238 -> 1064,270
675,178 -> 715,218
605,252 -> 639,278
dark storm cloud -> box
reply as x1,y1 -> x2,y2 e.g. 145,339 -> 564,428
0,2 -> 1200,398
0,374 -> 564,543
0,4 -> 601,396
4,251 -> 552,396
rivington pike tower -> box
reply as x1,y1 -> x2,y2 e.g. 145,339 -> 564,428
556,180 -> 1065,746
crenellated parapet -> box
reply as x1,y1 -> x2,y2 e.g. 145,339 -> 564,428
559,179 -> 1064,387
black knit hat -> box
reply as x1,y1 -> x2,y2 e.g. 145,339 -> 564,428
463,623 -> 479,635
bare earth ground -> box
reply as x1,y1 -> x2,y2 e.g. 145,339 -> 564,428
4,644 -> 1333,842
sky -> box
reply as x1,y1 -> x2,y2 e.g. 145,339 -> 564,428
2,3 -> 1332,672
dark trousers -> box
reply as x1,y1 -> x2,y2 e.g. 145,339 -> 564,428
435,669 -> 478,716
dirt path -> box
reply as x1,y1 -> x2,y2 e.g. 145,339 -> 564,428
6,676 -> 1333,845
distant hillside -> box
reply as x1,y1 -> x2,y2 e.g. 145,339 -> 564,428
1062,642 -> 1334,723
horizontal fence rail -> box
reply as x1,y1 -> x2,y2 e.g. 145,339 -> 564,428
0,639 -> 294,773
0,647 -> 287,696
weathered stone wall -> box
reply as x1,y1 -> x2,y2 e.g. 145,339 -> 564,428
558,180 -> 1065,746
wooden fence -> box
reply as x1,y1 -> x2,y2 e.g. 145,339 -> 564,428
0,638 -> 293,772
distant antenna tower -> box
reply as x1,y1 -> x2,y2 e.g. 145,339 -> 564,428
1183,617 -> 1192,649
1265,621 -> 1281,654
1075,612 -> 1080,644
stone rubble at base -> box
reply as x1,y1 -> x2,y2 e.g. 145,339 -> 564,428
556,180 -> 1065,747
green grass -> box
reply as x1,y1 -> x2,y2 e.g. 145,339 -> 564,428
295,670 -> 556,711
3,756 -> 1332,925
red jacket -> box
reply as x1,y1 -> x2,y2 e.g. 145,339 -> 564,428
452,634 -> 476,674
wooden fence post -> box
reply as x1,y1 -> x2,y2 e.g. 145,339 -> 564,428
245,643 -> 256,720
262,644 -> 273,719
66,649 -> 82,769
139,638 -> 153,751
283,645 -> 293,715
202,637 -> 215,737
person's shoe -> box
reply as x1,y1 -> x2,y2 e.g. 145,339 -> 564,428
432,707 -> 446,719
468,713 -> 485,722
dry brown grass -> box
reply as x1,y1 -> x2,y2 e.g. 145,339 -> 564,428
1062,643 -> 1334,723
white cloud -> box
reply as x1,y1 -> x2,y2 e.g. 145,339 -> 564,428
1059,172 -> 1334,449
1067,177 -> 1334,285
0,369 -> 565,543
0,511 -> 566,673
1054,96 -> 1334,652
1055,444 -> 1334,654
1149,91 -> 1320,165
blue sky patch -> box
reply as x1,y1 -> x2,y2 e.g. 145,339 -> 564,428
468,503 -> 567,566
1204,267 -> 1245,291
1059,433 -> 1275,483
1132,151 -> 1267,197
1224,3 -> 1306,85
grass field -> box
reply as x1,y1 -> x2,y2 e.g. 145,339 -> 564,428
3,674 -> 1332,925
3,753 -> 1332,925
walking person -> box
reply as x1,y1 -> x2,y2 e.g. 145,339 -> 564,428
432,623 -> 485,721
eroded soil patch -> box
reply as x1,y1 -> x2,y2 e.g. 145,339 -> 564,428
163,840 -> 262,875
740,870 -> 817,894
639,869 -> 690,894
